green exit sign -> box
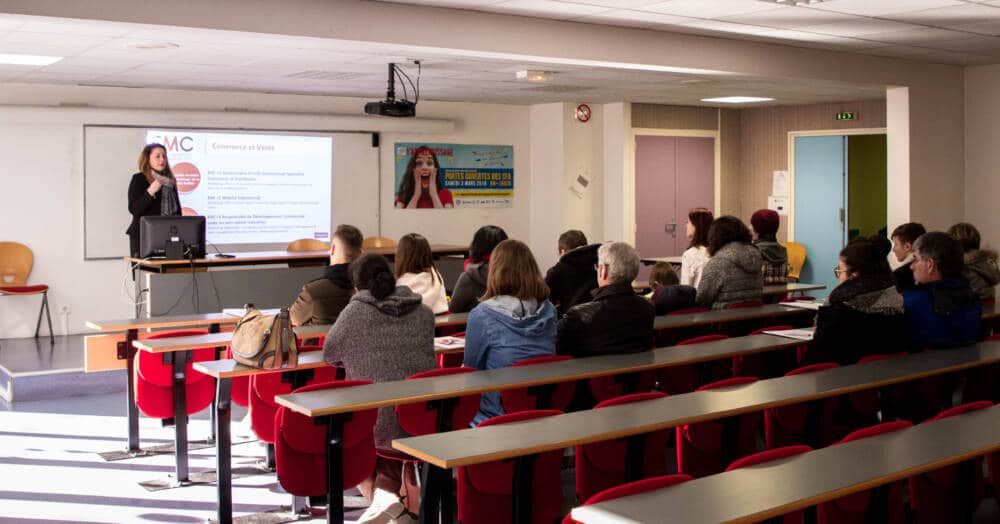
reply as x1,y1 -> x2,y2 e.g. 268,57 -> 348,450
836,112 -> 857,120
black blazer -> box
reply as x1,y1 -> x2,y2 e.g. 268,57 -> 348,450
126,172 -> 180,237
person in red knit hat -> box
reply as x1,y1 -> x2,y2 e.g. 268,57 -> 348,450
750,209 -> 790,284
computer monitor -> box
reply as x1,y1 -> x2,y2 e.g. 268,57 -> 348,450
138,216 -> 206,259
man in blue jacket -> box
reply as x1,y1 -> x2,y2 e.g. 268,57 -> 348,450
903,231 -> 981,349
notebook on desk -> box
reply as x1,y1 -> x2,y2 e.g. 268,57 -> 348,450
762,327 -> 816,341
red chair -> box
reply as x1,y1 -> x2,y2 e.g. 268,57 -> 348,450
589,367 -> 657,404
396,367 -> 481,435
561,474 -> 694,524
734,325 -> 799,378
908,401 -> 992,524
676,377 -> 761,478
837,353 -> 907,435
436,328 -> 465,368
249,364 -> 342,445
659,334 -> 729,395
765,363 -> 840,449
0,241 -> 53,343
656,306 -> 711,346
134,330 -> 216,420
575,392 -> 670,501
726,445 -> 813,524
274,380 -> 377,498
457,410 -> 564,524
817,421 -> 912,524
962,334 -> 1000,403
500,355 -> 575,413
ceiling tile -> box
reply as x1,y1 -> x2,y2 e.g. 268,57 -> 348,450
800,17 -> 915,37
806,0 -> 963,17
863,44 -> 988,65
933,34 -> 1000,54
671,18 -> 778,36
891,4 -> 1000,28
718,6 -> 858,29
2,31 -> 111,50
0,16 -> 27,32
956,19 -> 1000,37
488,0 -> 610,19
575,9 -> 695,28
558,0 -> 664,8
863,27 -> 971,45
17,17 -> 135,37
641,0 -> 779,19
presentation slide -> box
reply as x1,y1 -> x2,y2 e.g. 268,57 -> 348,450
146,130 -> 332,245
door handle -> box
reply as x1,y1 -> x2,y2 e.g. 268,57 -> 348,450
665,219 -> 677,238
839,208 -> 845,226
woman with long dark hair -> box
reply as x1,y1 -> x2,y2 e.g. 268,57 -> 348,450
448,225 -> 509,313
394,146 -> 454,209
395,233 -> 448,314
680,207 -> 713,288
695,215 -> 764,309
126,143 -> 181,257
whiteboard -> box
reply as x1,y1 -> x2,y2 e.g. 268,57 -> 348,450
83,125 -> 379,259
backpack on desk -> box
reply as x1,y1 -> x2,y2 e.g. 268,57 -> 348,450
231,306 -> 298,369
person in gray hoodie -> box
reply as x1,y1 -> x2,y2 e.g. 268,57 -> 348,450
448,225 -> 508,313
323,253 -> 435,524
697,216 -> 765,309
463,239 -> 557,424
949,222 -> 1000,302
750,209 -> 790,284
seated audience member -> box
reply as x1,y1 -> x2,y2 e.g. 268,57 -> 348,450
648,261 -> 696,315
449,225 -> 508,313
869,232 -> 892,261
903,232 -> 982,348
394,233 -> 448,314
463,239 -> 557,424
545,229 -> 599,316
322,254 -> 435,523
803,240 -> 909,365
696,216 -> 764,309
890,222 -> 926,292
681,207 -> 713,287
289,224 -> 363,326
750,209 -> 790,284
948,222 -> 1000,302
556,242 -> 655,358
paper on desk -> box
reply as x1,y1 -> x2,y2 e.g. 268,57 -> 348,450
223,307 -> 281,317
781,300 -> 823,311
434,336 -> 466,350
762,327 -> 815,341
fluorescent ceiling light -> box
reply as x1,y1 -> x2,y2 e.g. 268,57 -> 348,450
516,70 -> 553,82
702,96 -> 775,103
0,53 -> 63,66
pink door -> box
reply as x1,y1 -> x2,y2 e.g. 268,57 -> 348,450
635,135 -> 714,277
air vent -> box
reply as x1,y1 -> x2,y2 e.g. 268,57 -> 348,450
521,85 -> 595,94
284,70 -> 366,81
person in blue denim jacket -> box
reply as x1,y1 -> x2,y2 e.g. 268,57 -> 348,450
463,239 -> 557,425
903,231 -> 981,349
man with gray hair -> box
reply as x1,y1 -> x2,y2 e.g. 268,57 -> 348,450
556,241 -> 655,360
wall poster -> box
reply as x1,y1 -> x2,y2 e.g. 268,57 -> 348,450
393,142 -> 514,209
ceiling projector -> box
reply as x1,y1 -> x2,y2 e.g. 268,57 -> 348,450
365,62 -> 417,118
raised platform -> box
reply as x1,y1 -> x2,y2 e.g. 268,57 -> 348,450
0,334 -> 124,403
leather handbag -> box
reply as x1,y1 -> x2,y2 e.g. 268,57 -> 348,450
231,306 -> 298,369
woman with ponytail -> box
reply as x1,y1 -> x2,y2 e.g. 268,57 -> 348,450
322,253 -> 435,523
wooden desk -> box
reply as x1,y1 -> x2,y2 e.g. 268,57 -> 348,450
652,304 -> 811,330
763,282 -> 825,296
193,351 -> 329,524
126,244 -> 467,273
393,341 -> 1000,524
572,405 -> 1000,524
132,323 -> 331,352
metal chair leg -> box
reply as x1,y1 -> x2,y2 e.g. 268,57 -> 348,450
35,291 -> 54,343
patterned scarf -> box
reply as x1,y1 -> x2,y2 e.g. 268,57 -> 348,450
153,171 -> 180,216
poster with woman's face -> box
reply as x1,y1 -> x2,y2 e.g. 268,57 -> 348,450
393,143 -> 514,209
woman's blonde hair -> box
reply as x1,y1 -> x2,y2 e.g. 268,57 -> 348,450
481,239 -> 549,302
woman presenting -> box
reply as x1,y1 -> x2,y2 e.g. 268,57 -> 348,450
126,143 -> 181,257
394,146 -> 454,209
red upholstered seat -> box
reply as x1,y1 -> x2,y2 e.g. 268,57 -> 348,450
726,445 -> 813,524
588,367 -> 657,404
908,401 -> 992,524
396,367 -> 480,435
500,355 -> 575,413
817,421 -> 912,524
133,330 -> 215,420
765,363 -> 840,449
0,284 -> 48,294
676,377 -> 761,478
274,380 -> 377,497
734,325 -> 799,378
575,392 -> 670,501
249,364 -> 341,444
659,334 -> 729,395
457,410 -> 564,524
561,474 -> 693,524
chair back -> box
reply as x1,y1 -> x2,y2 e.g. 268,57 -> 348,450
286,238 -> 330,252
737,325 -> 799,378
500,355 -> 576,413
783,242 -> 806,281
275,380 -> 378,497
658,334 -> 731,395
765,363 -> 839,449
458,410 -> 564,524
134,329 -> 216,420
576,392 -> 670,500
362,236 -> 396,249
562,474 -> 693,524
0,241 -> 33,286
396,367 -> 481,435
249,365 -> 342,443
677,377 -> 760,477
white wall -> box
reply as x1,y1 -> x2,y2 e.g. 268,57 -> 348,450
965,65 -> 1000,250
0,85 -> 531,336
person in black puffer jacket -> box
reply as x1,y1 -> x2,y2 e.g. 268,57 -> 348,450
803,239 -> 910,365
449,225 -> 508,313
545,230 -> 599,316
